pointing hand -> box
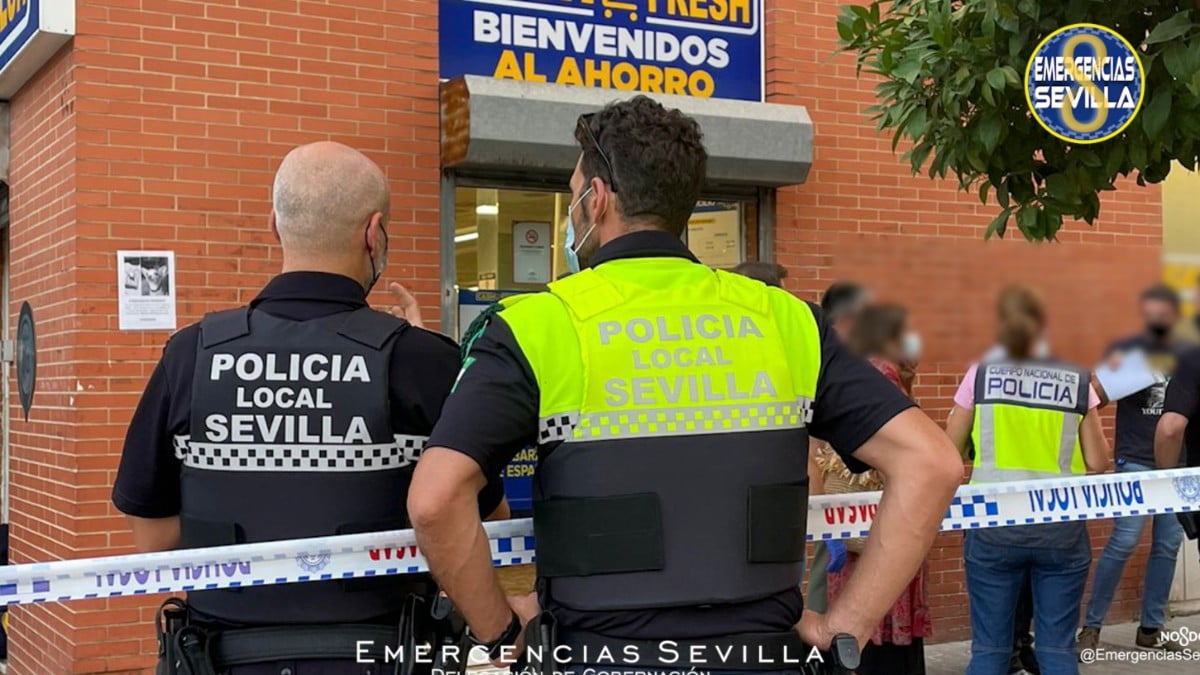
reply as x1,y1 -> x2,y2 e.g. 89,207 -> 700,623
387,282 -> 425,330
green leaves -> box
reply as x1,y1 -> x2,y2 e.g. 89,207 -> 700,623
978,113 -> 1003,153
1143,91 -> 1172,141
985,207 -> 1012,240
1146,10 -> 1195,45
986,67 -> 1007,91
836,0 -> 1200,242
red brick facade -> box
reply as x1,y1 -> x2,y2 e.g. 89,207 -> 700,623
4,1 -> 1162,673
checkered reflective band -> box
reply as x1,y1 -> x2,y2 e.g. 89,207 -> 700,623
1,468 -> 1198,607
538,398 -> 815,444
538,413 -> 580,443
173,434 -> 426,472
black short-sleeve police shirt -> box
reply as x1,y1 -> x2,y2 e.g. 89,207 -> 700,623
112,272 -> 504,520
1164,345 -> 1200,467
427,231 -> 915,638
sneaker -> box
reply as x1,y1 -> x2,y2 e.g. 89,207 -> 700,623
1136,627 -> 1186,652
1077,626 -> 1100,653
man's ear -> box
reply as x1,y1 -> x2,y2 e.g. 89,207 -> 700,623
269,210 -> 281,243
589,176 -> 610,223
367,212 -> 386,253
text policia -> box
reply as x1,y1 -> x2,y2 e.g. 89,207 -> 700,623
474,10 -> 742,98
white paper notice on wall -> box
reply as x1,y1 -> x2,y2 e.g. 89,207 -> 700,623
688,203 -> 742,269
118,250 -> 177,331
512,221 -> 551,284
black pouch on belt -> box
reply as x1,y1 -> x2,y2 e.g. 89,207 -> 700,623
429,593 -> 466,675
156,597 -> 197,675
524,612 -> 559,675
396,593 -> 427,675
173,625 -> 219,675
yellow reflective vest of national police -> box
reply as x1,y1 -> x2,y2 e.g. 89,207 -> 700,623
970,359 -> 1090,484
494,256 -> 821,611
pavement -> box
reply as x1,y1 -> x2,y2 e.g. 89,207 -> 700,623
926,610 -> 1200,674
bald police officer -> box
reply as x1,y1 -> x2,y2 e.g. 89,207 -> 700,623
408,97 -> 962,673
113,142 -> 505,675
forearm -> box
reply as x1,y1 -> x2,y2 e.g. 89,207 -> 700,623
1155,428 -> 1185,469
126,515 -> 181,553
825,467 -> 955,643
413,482 -> 512,641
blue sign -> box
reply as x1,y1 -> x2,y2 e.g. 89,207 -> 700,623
502,446 -> 536,515
458,289 -> 536,513
439,0 -> 764,102
0,0 -> 38,71
1025,24 -> 1144,144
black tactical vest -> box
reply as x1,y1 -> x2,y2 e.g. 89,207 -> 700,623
179,306 -> 425,624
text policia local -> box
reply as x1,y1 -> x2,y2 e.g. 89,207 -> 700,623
203,353 -> 373,444
475,12 -> 739,98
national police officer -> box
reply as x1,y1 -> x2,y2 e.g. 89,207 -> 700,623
945,285 -> 1110,675
113,141 -> 506,675
407,96 -> 963,674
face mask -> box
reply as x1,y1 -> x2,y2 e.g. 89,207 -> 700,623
901,332 -> 922,362
366,226 -> 388,294
564,187 -> 595,274
1147,322 -> 1172,339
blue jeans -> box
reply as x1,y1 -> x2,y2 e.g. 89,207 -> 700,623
964,530 -> 1091,675
1084,460 -> 1185,629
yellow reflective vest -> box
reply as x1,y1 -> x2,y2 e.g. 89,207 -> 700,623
970,359 -> 1090,484
496,256 -> 821,611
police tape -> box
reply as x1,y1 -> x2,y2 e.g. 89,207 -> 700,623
1,467 -> 1199,607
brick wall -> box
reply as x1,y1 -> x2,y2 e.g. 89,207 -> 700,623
6,43 -> 86,675
769,2 -> 1164,644
1,0 -> 1167,672
9,1 -> 445,672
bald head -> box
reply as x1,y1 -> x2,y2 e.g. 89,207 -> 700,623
272,142 -> 390,256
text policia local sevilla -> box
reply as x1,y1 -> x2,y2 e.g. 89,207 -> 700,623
474,0 -> 753,97
599,314 -> 777,406
203,353 -> 373,444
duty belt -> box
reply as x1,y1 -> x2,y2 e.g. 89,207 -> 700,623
523,613 -> 859,673
210,625 -> 398,667
558,630 -> 813,670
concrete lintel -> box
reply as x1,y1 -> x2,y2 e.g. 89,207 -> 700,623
441,76 -> 813,188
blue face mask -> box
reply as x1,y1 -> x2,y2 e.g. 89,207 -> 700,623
564,187 -> 595,274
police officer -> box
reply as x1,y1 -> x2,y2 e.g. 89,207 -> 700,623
112,142 -> 505,674
945,285 -> 1110,675
1156,342 -> 1200,556
408,97 -> 962,673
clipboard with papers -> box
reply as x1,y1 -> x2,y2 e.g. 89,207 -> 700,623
1093,348 -> 1167,402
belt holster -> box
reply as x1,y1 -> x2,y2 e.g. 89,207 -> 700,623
523,611 -> 558,675
155,598 -> 217,675
429,593 -> 467,675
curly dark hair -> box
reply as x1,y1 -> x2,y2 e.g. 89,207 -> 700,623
574,96 -> 707,237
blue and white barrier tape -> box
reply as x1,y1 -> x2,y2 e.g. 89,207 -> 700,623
1,468 -> 1198,607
